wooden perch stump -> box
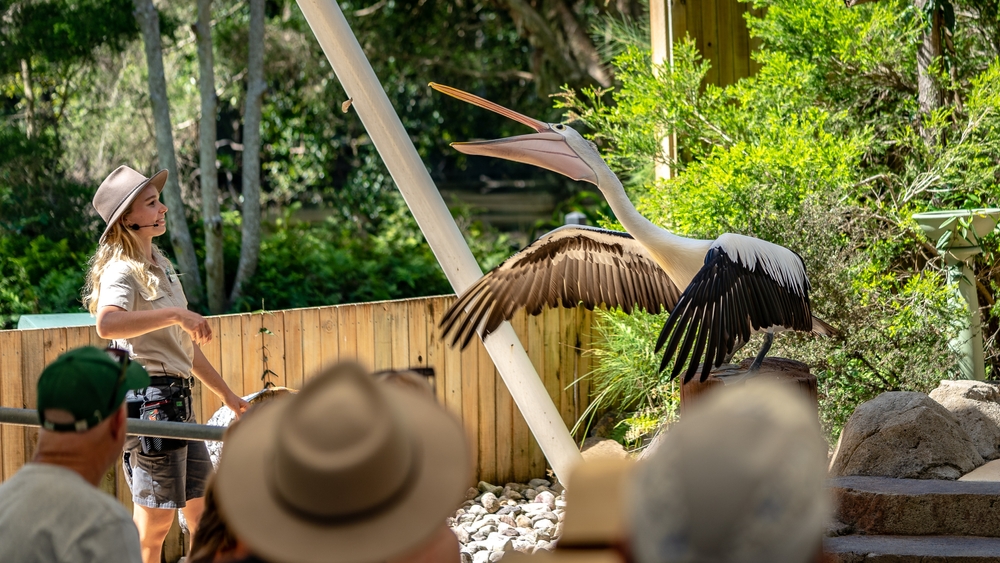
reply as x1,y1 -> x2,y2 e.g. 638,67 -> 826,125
679,357 -> 819,415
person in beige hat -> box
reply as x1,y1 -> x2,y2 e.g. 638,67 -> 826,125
213,362 -> 471,563
82,165 -> 248,563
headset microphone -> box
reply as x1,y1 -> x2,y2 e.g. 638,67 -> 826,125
128,222 -> 160,231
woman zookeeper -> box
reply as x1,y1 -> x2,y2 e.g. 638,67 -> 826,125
84,165 -> 248,563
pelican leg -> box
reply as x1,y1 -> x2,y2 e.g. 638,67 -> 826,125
748,332 -> 774,372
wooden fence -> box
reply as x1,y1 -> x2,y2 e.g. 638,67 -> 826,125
669,0 -> 765,87
0,295 -> 596,501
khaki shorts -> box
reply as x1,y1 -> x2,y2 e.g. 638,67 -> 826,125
123,437 -> 212,509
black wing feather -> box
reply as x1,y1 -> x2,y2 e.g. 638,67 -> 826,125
656,245 -> 814,383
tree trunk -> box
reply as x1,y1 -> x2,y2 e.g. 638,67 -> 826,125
133,0 -> 205,306
229,0 -> 266,308
196,0 -> 225,314
551,0 -> 612,87
917,0 -> 943,145
20,59 -> 35,139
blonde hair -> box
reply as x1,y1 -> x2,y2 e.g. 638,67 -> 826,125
82,222 -> 163,314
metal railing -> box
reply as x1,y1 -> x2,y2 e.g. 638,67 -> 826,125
0,407 -> 226,442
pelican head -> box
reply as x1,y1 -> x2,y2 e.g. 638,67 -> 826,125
430,83 -> 601,185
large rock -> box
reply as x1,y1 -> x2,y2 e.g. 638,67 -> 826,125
929,380 -> 1000,461
580,437 -> 627,461
829,392 -> 984,480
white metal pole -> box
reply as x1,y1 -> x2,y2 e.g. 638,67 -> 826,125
294,0 -> 583,482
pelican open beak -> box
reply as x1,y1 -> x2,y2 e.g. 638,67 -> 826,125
430,83 -> 597,184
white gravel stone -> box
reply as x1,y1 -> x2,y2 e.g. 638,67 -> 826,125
481,492 -> 501,514
452,478 -> 565,561
533,519 -> 555,530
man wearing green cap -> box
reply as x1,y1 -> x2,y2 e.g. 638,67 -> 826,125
0,346 -> 151,562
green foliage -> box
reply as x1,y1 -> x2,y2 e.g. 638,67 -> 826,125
0,0 -> 138,73
0,235 -> 91,327
225,192 -> 515,313
575,308 -> 679,447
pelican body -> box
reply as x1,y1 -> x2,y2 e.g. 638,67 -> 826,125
431,83 -> 835,383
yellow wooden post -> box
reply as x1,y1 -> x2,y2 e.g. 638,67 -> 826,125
650,0 -> 676,181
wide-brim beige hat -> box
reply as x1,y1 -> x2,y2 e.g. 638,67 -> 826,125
92,165 -> 167,241
214,362 -> 471,563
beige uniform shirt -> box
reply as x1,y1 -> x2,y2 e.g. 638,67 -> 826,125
96,253 -> 194,377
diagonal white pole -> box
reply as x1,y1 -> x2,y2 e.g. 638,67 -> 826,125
295,0 -> 583,482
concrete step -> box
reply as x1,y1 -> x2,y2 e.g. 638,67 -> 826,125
825,535 -> 1000,562
832,476 -> 1000,537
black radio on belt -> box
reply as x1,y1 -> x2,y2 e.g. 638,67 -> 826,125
127,378 -> 192,455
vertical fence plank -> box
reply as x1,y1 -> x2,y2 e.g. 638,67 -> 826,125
241,314 -> 265,396
494,363 -> 514,485
407,299 -> 429,372
261,312 -> 286,390
672,0 -> 688,47
354,304 -> 376,372
732,0 -> 751,83
543,308 -> 563,471
21,330 -> 46,460
715,0 -> 734,86
337,305 -> 358,365
220,315 -> 245,398
65,326 -> 91,352
372,303 -> 393,371
442,309 -> 464,422
528,311 -> 552,478
461,342 -> 479,485
300,308 -> 322,384
428,298 -> 449,407
1,331 -> 24,480
576,307 -> 594,437
477,341 -> 497,485
390,301 -> 409,371
688,0 -> 706,72
196,317 -> 223,422
320,306 -> 340,373
559,307 -> 579,431
283,309 -> 305,390
702,0 -> 720,87
510,310 -> 532,482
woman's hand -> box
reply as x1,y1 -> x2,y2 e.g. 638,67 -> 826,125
175,308 -> 213,345
224,392 -> 250,419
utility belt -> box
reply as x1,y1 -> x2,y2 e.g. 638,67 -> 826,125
125,375 -> 194,455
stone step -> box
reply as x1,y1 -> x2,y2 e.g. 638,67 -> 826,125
825,535 -> 1000,562
832,476 -> 1000,537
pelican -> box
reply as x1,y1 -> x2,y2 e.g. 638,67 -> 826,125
431,83 -> 836,383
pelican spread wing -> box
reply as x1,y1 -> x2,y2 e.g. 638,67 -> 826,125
654,234 -> 815,383
440,225 -> 682,349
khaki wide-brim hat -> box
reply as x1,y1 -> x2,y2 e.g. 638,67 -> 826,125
92,165 -> 167,241
214,362 -> 471,563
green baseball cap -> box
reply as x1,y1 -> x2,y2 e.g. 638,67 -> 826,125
37,346 -> 151,432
